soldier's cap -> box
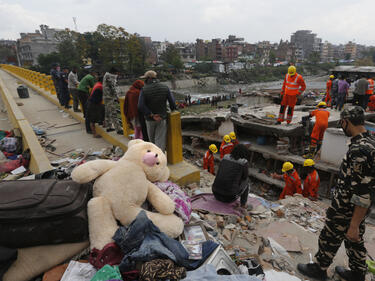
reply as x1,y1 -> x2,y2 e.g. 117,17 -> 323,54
140,70 -> 157,79
340,106 -> 365,120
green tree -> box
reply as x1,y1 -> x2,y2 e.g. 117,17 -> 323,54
37,52 -> 62,74
269,50 -> 276,64
160,45 -> 183,70
96,24 -> 129,72
126,35 -> 146,75
308,51 -> 320,65
55,29 -> 81,68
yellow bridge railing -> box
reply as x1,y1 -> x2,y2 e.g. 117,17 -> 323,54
0,64 -> 183,165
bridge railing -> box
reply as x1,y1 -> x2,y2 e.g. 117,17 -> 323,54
0,64 -> 183,165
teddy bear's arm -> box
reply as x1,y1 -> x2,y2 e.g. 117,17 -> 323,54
71,160 -> 118,183
147,182 -> 175,215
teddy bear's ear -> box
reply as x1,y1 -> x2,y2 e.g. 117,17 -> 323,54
128,139 -> 144,147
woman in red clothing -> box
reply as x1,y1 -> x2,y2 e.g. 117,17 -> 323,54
124,80 -> 145,139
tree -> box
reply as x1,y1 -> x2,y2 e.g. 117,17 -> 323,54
269,50 -> 276,64
160,45 -> 183,70
126,35 -> 146,75
37,52 -> 61,74
308,51 -> 320,65
96,24 -> 129,72
55,29 -> 81,68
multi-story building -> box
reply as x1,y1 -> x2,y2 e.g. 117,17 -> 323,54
320,41 -> 334,62
344,41 -> 357,60
290,30 -> 322,61
224,46 -> 238,62
17,25 -> 61,66
174,42 -> 196,63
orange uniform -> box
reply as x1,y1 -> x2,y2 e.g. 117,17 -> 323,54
278,73 -> 306,124
368,95 -> 375,111
367,79 -> 374,95
279,170 -> 302,200
310,108 -> 330,147
325,80 -> 332,106
231,139 -> 239,146
220,141 -> 234,159
203,150 -> 215,175
303,169 -> 320,199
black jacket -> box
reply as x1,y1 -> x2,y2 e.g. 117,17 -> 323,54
212,154 -> 249,198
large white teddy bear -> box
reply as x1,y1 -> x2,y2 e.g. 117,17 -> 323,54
71,139 -> 184,250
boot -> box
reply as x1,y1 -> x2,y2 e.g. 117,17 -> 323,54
335,266 -> 365,281
297,263 -> 327,280
303,146 -> 316,159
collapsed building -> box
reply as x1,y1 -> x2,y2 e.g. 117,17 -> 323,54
181,89 -> 375,198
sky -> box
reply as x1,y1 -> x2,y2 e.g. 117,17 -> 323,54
1,0 -> 375,45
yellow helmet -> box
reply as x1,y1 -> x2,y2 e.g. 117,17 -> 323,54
223,135 -> 231,143
229,132 -> 236,140
282,161 -> 294,172
317,101 -> 327,108
209,144 -> 218,154
288,66 -> 296,76
304,159 -> 315,167
329,75 -> 334,79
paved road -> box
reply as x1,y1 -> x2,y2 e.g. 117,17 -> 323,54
0,69 -> 110,161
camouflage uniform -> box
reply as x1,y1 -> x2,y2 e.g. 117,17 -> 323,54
103,72 -> 123,132
315,110 -> 375,275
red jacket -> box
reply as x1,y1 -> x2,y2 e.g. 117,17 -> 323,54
124,80 -> 144,120
368,95 -> 375,111
281,73 -> 306,96
203,150 -> 215,175
279,170 -> 302,199
303,169 -> 320,199
220,141 -> 234,159
326,80 -> 332,93
231,139 -> 239,146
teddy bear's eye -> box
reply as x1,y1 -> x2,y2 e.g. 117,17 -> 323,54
147,150 -> 151,152
156,162 -> 160,165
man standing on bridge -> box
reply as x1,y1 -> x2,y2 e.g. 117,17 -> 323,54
276,65 -> 306,125
298,106 -> 375,281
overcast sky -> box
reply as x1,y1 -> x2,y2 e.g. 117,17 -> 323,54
1,0 -> 374,45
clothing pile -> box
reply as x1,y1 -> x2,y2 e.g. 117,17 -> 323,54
0,130 -> 31,179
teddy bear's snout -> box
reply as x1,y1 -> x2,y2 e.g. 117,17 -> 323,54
142,152 -> 159,166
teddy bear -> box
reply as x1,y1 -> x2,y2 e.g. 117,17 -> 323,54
71,139 -> 184,250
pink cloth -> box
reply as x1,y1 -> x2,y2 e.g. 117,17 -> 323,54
154,181 -> 192,223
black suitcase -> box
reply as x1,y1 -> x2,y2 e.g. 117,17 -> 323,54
0,179 -> 91,248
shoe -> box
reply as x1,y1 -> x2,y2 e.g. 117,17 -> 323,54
106,128 -> 115,132
335,266 -> 365,281
275,121 -> 281,125
116,130 -> 124,135
297,263 -> 327,280
74,109 -> 81,112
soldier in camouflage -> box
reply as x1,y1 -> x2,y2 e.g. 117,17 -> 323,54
103,67 -> 123,135
298,106 -> 375,281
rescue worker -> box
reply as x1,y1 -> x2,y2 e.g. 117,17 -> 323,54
368,94 -> 375,111
276,66 -> 306,125
298,106 -> 375,281
203,144 -> 217,175
220,135 -> 234,159
229,131 -> 239,146
324,75 -> 334,107
366,76 -> 374,111
302,159 -> 320,200
305,101 -> 330,158
272,161 -> 302,200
